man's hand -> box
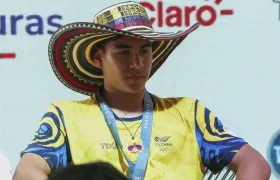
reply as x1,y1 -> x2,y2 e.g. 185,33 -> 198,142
228,144 -> 271,180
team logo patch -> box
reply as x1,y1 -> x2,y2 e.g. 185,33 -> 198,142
154,136 -> 172,154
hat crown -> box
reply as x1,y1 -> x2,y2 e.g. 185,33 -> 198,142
93,1 -> 153,31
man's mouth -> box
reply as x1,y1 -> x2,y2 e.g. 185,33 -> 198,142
127,76 -> 145,80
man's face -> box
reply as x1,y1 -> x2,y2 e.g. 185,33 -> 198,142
95,36 -> 153,93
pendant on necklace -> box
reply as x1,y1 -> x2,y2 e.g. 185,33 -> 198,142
127,138 -> 143,153
124,111 -> 128,118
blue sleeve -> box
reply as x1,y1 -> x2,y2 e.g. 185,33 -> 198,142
21,104 -> 71,172
194,100 -> 248,172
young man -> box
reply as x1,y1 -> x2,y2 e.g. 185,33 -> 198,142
13,1 -> 271,180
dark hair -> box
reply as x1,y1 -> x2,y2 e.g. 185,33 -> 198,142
95,35 -> 122,51
89,35 -> 121,59
48,161 -> 128,180
93,35 -> 157,52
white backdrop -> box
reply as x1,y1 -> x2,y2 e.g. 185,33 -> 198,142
0,0 -> 280,179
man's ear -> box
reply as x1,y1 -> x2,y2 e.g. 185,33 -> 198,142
94,49 -> 103,68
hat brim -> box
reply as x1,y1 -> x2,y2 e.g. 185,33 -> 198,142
48,22 -> 200,96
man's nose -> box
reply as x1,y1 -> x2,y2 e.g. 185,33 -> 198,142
129,53 -> 143,69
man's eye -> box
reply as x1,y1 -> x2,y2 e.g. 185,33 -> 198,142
141,49 -> 151,54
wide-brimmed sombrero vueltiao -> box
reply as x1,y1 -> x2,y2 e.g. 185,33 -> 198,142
48,1 -> 200,96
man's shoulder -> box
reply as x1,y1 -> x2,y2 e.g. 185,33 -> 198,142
151,94 -> 199,109
152,94 -> 198,104
50,96 -> 97,110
